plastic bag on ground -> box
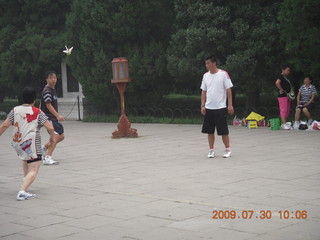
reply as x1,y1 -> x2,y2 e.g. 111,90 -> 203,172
311,121 -> 320,130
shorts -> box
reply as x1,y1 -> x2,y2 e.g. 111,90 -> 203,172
278,97 -> 291,119
296,103 -> 314,111
202,108 -> 229,135
25,155 -> 42,164
51,120 -> 64,135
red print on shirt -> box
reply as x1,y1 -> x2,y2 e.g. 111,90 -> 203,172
20,139 -> 32,151
25,106 -> 40,123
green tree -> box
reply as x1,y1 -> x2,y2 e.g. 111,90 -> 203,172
0,0 -> 70,101
278,0 -> 320,79
167,0 -> 230,93
224,1 -> 283,108
168,0 -> 284,109
66,0 -> 174,113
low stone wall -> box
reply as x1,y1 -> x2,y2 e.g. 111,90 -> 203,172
58,98 -> 83,120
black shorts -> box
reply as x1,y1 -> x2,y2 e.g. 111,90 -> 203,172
296,103 -> 314,111
25,155 -> 42,164
52,120 -> 64,135
202,108 -> 229,135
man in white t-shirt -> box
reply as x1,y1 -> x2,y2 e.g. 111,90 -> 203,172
200,55 -> 234,158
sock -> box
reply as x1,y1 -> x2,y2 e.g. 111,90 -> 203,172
210,147 -> 214,150
225,146 -> 231,151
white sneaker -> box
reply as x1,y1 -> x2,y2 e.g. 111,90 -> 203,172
43,155 -> 59,165
280,124 -> 290,130
223,149 -> 232,158
293,121 -> 300,130
208,149 -> 215,158
16,191 -> 36,201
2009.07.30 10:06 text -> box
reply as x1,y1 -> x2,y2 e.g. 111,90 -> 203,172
212,210 -> 308,220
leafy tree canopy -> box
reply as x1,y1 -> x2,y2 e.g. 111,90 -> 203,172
0,0 -> 70,100
168,0 -> 283,100
278,0 -> 320,78
66,0 -> 174,112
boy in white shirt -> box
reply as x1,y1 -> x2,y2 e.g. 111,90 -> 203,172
200,55 -> 234,158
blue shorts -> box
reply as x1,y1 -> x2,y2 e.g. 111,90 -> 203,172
51,120 -> 64,135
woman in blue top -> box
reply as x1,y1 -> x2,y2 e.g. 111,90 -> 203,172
293,76 -> 317,129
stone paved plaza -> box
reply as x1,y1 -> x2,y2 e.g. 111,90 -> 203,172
0,121 -> 319,239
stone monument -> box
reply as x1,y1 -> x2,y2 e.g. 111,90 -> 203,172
58,59 -> 84,120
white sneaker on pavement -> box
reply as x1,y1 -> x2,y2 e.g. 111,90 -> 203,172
293,121 -> 300,130
280,123 -> 291,130
208,149 -> 215,158
223,149 -> 232,158
16,191 -> 36,201
43,155 -> 59,165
